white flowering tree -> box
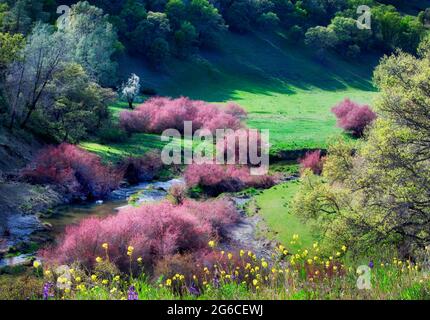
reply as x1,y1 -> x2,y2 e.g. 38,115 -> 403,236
121,73 -> 141,109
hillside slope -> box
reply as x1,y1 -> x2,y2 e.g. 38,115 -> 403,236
118,32 -> 378,153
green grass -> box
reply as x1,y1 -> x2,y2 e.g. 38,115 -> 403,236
119,31 -> 378,153
247,179 -> 318,251
80,133 -> 177,163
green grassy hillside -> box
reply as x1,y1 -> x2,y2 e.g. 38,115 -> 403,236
118,32 -> 378,153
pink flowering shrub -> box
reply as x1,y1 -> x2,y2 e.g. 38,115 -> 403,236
218,129 -> 263,165
41,199 -> 239,271
168,183 -> 188,205
118,150 -> 163,184
331,99 -> 377,137
185,164 -> 277,195
21,143 -> 121,199
299,150 -> 324,175
224,102 -> 248,119
119,97 -> 247,135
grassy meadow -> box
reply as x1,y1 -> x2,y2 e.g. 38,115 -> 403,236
117,32 -> 378,153
247,180 -> 318,252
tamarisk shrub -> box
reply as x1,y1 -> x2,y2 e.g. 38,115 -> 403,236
41,199 -> 239,272
21,143 -> 121,199
119,97 -> 246,135
168,183 -> 188,205
118,150 -> 163,184
299,150 -> 324,175
185,164 -> 277,195
331,99 -> 377,137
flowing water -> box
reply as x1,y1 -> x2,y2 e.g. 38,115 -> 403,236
0,179 -> 183,267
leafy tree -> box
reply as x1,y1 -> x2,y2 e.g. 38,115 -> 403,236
58,1 -> 119,86
293,51 -> 430,257
257,12 -> 280,30
174,20 -> 198,58
372,5 -> 425,53
113,0 -> 147,40
4,23 -> 69,129
328,16 -> 371,52
0,31 -> 24,69
42,63 -> 116,142
223,0 -> 257,33
304,26 -> 338,58
165,0 -> 186,29
188,0 -> 226,47
130,11 -> 171,64
120,73 -> 141,109
0,0 -> 50,34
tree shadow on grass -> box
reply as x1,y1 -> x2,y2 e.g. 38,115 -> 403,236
119,32 -> 378,103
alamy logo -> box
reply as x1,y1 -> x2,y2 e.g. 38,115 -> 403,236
160,122 -> 270,175
356,265 -> 372,290
357,5 -> 372,30
57,5 -> 71,26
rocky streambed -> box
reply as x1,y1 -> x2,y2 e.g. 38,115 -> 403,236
0,178 -> 279,268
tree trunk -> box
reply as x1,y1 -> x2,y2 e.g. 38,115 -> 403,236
8,109 -> 16,130
20,103 -> 35,129
128,100 -> 134,109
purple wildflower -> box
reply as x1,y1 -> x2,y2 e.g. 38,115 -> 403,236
42,282 -> 54,300
212,276 -> 220,288
188,284 -> 200,296
128,285 -> 139,300
369,261 -> 374,269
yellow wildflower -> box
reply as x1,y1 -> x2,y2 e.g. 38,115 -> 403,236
96,256 -> 103,263
166,279 -> 172,286
33,260 -> 41,268
102,279 -> 109,285
208,240 -> 215,248
102,243 -> 109,250
262,261 -> 268,268
227,253 -> 233,260
91,274 -> 97,282
253,279 -> 258,286
341,245 -> 347,252
137,257 -> 143,263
